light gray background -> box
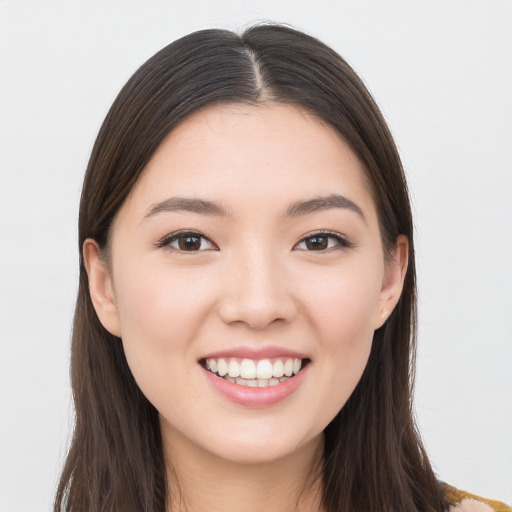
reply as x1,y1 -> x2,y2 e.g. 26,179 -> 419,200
1,1 -> 511,510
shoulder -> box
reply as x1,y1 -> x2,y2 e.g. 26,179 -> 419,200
445,484 -> 511,512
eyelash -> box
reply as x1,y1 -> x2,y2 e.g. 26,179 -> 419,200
155,230 -> 218,252
294,230 -> 354,252
155,230 -> 353,253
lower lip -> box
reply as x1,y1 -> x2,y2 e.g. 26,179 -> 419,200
202,365 -> 308,408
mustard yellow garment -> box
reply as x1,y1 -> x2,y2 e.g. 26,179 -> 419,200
445,484 -> 511,512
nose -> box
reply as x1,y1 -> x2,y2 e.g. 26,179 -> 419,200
218,250 -> 297,330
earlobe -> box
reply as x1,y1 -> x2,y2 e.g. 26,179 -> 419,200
83,239 -> 122,337
374,235 -> 409,329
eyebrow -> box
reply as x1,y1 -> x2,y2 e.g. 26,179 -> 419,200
285,194 -> 365,221
144,193 -> 365,221
144,197 -> 229,219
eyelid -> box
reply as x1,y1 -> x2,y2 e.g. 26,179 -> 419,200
154,230 -> 218,252
293,230 -> 354,251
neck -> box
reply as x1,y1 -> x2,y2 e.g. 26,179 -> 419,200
162,422 -> 324,512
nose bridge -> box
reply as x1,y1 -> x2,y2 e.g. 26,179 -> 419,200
219,242 -> 296,329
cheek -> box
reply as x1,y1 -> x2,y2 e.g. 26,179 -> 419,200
300,259 -> 382,346
296,259 -> 382,405
114,258 -> 216,342
111,259 -> 217,395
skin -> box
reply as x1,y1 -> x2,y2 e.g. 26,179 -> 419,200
85,103 -> 408,512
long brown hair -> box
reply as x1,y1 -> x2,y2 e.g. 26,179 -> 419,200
55,24 -> 448,512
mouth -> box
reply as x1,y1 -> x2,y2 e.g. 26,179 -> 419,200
200,356 -> 311,388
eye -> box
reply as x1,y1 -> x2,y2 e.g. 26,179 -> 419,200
294,231 -> 352,251
156,231 -> 217,252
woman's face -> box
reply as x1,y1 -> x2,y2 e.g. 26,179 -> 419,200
86,103 -> 406,464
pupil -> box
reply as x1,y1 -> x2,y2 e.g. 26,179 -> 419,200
179,235 -> 201,251
306,236 -> 327,250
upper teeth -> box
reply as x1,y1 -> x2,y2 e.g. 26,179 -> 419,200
205,358 -> 303,379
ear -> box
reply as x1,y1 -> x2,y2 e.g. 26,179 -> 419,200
83,239 -> 122,337
374,235 -> 409,329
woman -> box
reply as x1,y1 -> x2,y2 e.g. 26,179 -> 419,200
54,24 -> 510,512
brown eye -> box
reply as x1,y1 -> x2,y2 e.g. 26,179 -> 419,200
158,231 -> 216,252
177,234 -> 202,251
295,232 -> 352,251
304,235 -> 329,250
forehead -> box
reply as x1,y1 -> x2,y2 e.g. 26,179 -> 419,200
120,102 -> 378,224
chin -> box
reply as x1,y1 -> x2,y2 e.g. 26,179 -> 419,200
200,427 -> 322,466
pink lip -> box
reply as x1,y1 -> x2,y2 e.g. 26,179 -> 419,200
201,345 -> 308,361
201,364 -> 309,408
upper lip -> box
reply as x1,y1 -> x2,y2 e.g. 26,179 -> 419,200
200,345 -> 309,361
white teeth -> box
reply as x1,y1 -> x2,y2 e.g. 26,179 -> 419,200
227,360 -> 240,378
272,359 -> 284,377
240,359 -> 256,379
205,356 -> 306,383
217,358 -> 228,376
256,359 -> 273,379
284,359 -> 293,377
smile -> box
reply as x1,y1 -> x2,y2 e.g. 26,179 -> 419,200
204,357 -> 306,388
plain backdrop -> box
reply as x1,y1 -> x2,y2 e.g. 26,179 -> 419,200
0,1 -> 511,510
